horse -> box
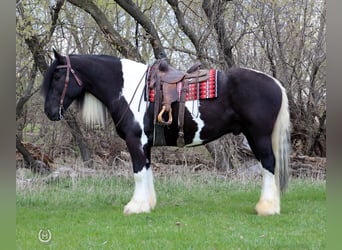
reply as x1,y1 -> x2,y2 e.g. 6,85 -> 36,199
42,50 -> 290,216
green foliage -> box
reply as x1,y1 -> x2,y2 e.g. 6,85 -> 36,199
17,176 -> 326,249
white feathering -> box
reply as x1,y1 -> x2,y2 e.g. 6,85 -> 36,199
82,93 -> 105,128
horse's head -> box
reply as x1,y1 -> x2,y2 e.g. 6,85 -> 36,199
42,50 -> 84,121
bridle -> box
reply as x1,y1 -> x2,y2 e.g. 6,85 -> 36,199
55,55 -> 83,119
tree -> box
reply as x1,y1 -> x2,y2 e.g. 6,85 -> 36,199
16,0 -> 94,170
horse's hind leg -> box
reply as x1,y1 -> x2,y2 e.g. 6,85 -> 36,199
245,133 -> 280,215
123,136 -> 156,215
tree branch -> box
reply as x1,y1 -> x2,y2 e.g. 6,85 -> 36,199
16,63 -> 38,121
166,0 -> 208,64
166,0 -> 200,48
202,0 -> 235,68
67,0 -> 143,61
113,0 -> 166,59
46,0 -> 66,43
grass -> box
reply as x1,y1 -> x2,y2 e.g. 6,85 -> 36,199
16,174 -> 326,249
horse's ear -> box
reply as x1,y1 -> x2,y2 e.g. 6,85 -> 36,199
53,49 -> 63,62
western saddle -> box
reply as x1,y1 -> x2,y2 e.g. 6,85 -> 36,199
148,58 -> 210,146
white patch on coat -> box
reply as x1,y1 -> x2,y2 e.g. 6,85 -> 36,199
185,100 -> 205,146
120,59 -> 149,145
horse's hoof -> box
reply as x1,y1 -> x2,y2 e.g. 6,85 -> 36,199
123,200 -> 151,215
255,199 -> 280,216
149,196 -> 156,210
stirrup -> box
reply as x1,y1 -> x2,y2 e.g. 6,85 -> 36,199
157,105 -> 172,125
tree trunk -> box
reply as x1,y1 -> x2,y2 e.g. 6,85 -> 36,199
202,0 -> 235,68
205,141 -> 232,170
63,111 -> 94,168
205,134 -> 244,170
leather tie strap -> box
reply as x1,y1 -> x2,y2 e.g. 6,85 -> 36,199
176,80 -> 188,147
177,69 -> 200,147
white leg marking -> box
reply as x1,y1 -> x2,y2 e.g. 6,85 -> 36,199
146,167 -> 156,208
124,167 -> 156,215
255,168 -> 280,215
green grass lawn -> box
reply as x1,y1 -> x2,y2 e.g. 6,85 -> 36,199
16,174 -> 326,249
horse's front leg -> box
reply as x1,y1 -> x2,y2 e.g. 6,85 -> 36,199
123,136 -> 156,215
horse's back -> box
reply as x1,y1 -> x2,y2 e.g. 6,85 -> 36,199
223,67 -> 283,132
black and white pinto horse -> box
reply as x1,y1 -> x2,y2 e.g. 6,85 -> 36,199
42,50 -> 290,216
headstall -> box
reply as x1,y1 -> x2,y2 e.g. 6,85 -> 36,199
55,55 -> 83,118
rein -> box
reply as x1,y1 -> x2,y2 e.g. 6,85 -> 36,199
55,55 -> 83,119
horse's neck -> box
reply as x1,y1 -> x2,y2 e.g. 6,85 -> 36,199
80,57 -> 146,100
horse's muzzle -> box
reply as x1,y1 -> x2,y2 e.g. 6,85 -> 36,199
44,106 -> 63,121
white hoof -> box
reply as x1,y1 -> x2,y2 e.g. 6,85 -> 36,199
124,200 -> 151,215
255,199 -> 280,216
149,195 -> 157,210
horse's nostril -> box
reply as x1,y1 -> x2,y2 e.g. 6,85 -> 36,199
44,107 -> 59,121
44,107 -> 52,118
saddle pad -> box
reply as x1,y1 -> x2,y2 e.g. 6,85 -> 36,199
149,69 -> 217,102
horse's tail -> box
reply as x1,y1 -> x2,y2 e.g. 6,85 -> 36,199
81,93 -> 106,128
272,84 -> 291,193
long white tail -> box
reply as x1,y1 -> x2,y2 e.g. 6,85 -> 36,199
82,93 -> 106,128
272,84 -> 291,193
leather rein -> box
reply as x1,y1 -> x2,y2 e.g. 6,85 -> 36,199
55,55 -> 83,119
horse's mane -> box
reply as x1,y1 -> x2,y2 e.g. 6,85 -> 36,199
41,59 -> 59,97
